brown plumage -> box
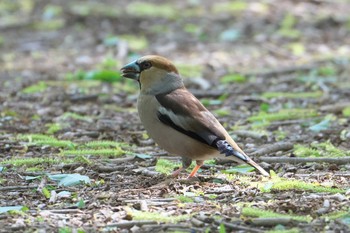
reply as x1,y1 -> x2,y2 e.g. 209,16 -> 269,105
121,55 -> 270,177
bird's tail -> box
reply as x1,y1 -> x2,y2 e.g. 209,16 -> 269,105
216,140 -> 270,177
246,158 -> 270,177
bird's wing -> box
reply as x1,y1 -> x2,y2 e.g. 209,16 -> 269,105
155,88 -> 226,147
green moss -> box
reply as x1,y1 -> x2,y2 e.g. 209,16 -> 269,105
262,92 -> 323,99
22,81 -> 48,94
262,179 -> 344,193
119,35 -> 148,51
248,109 -> 318,122
132,210 -> 190,223
29,140 -> 76,149
19,134 -> 76,149
324,210 -> 350,220
241,207 -> 312,222
18,134 -> 55,142
342,107 -> 350,117
61,112 -> 92,122
0,157 -> 67,167
266,228 -> 300,233
83,140 -> 128,149
176,64 -> 202,78
155,159 -> 181,175
176,195 -> 194,203
212,1 -> 248,13
61,148 -> 125,157
294,141 -> 350,157
126,2 -> 177,19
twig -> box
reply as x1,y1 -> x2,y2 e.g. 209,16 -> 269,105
250,142 -> 294,156
260,156 -> 350,165
105,220 -> 158,228
215,220 -> 263,233
0,185 -> 38,191
295,172 -> 350,177
190,89 -> 225,98
44,209 -> 83,214
233,130 -> 268,141
250,217 -> 296,226
93,164 -> 136,173
320,102 -> 350,113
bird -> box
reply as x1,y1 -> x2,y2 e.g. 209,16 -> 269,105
121,55 -> 270,178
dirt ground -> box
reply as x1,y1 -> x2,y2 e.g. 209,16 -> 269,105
0,0 -> 350,232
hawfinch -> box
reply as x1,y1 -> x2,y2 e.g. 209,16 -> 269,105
121,55 -> 270,177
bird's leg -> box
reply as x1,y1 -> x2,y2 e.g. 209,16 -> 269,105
172,156 -> 192,177
188,160 -> 204,178
216,140 -> 248,162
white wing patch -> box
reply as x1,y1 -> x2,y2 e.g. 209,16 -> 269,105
158,106 -> 193,130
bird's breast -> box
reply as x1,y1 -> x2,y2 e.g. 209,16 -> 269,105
137,94 -> 218,160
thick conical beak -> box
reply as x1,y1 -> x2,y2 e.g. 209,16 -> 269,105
120,61 -> 140,81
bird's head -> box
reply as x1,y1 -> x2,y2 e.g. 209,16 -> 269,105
121,55 -> 184,94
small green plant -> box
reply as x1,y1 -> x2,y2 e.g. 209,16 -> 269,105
155,159 -> 181,175
220,73 -> 247,84
277,13 -> 300,39
46,123 -> 62,134
343,107 -> 350,117
241,207 -> 312,222
22,81 -> 48,94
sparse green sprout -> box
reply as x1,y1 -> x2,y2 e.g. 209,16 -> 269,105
241,207 -> 312,222
213,108 -> 231,117
73,155 -> 92,164
22,81 -> 48,94
277,13 -> 300,39
261,92 -> 323,99
220,73 -> 246,84
248,109 -> 318,122
46,123 -> 62,134
155,159 -> 181,175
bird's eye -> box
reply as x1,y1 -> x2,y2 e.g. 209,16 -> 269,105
140,61 -> 152,70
